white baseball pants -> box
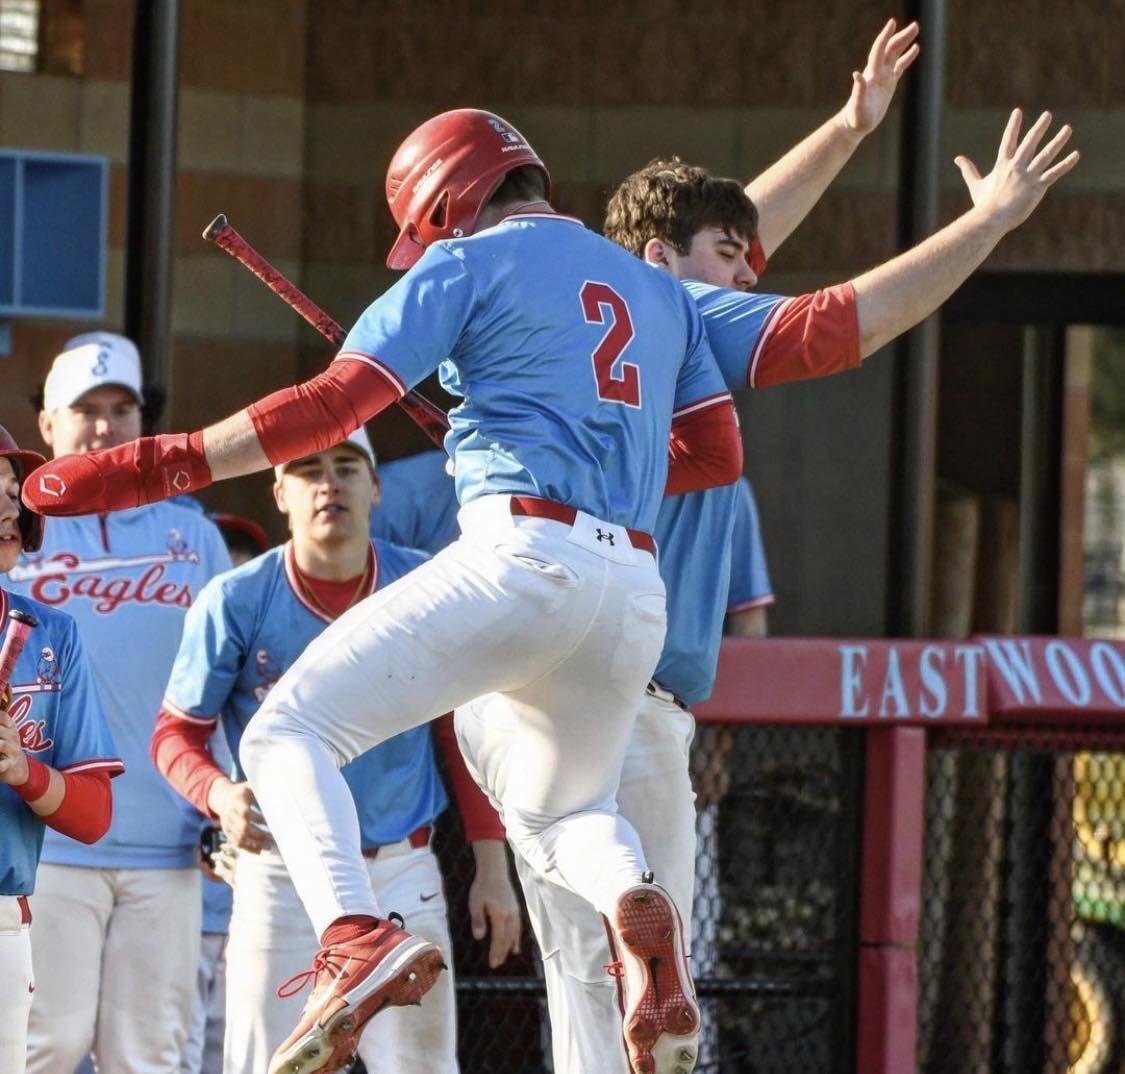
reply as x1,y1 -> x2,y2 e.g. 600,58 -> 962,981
25,863 -> 201,1074
455,687 -> 699,1074
240,496 -> 668,937
178,931 -> 226,1074
223,842 -> 456,1074
0,896 -> 33,1073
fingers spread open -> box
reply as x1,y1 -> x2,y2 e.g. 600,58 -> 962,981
1029,124 -> 1072,173
1039,150 -> 1081,186
1013,110 -> 1053,165
998,108 -> 1024,161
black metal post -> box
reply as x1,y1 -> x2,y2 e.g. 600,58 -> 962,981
885,0 -> 946,638
124,0 -> 181,427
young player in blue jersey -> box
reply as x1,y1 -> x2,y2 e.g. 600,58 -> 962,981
0,425 -> 123,1072
151,429 -> 520,1074
368,450 -> 461,556
456,22 -> 1082,1072
25,110 -> 746,1074
8,334 -> 232,1074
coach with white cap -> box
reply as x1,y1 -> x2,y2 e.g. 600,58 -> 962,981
8,332 -> 233,1074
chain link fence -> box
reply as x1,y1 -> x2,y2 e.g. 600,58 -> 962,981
424,723 -> 864,1074
920,728 -> 1125,1074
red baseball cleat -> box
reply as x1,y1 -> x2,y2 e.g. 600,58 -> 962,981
268,915 -> 446,1074
605,881 -> 701,1074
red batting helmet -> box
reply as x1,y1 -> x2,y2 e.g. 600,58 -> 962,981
0,424 -> 46,552
385,109 -> 552,271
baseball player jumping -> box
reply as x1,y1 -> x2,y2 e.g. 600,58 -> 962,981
0,424 -> 123,1072
152,427 -> 520,1074
457,20 -> 1080,1071
24,111 -> 745,1074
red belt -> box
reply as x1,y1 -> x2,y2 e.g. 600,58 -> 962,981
18,895 -> 31,925
362,825 -> 431,860
509,495 -> 656,556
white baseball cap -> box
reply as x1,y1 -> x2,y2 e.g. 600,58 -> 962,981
43,332 -> 144,413
274,425 -> 377,479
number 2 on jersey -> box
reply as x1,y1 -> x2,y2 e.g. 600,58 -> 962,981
580,281 -> 641,408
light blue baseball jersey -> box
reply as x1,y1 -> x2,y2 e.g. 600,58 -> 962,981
727,477 -> 773,614
340,213 -> 729,533
649,283 -> 784,706
369,451 -> 461,555
680,281 -> 786,390
162,540 -> 447,848
7,505 -> 232,868
0,587 -> 122,895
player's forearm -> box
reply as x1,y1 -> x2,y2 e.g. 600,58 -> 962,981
14,760 -> 112,842
151,708 -> 227,817
666,399 -> 743,495
853,206 -> 1008,358
745,113 -> 863,259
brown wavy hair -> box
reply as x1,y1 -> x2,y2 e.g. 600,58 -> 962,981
604,158 -> 758,256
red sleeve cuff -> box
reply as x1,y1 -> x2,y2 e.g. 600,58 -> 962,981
751,283 -> 861,389
151,707 -> 225,818
43,770 -> 113,844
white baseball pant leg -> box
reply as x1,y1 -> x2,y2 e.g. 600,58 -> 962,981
456,687 -> 698,1074
239,497 -> 667,938
178,931 -> 227,1074
0,896 -> 33,1073
222,843 -> 457,1074
25,863 -> 201,1074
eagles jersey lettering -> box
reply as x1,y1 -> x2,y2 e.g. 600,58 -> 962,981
6,503 -> 232,869
0,588 -> 121,895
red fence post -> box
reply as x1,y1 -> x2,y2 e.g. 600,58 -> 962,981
856,727 -> 926,1074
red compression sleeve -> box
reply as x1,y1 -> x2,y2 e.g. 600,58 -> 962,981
750,283 -> 861,389
433,713 -> 505,843
247,359 -> 401,467
151,708 -> 225,817
23,431 -> 210,517
42,770 -> 112,844
666,398 -> 744,495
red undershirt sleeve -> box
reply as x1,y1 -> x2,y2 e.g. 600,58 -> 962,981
151,708 -> 226,818
666,398 -> 744,495
432,713 -> 505,843
751,283 -> 861,389
42,770 -> 113,844
246,358 -> 402,468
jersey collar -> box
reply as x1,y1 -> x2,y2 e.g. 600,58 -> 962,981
500,209 -> 586,228
283,540 -> 379,624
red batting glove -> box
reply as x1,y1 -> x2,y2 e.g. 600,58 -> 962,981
22,432 -> 211,517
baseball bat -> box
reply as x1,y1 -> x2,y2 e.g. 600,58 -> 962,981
0,609 -> 37,708
202,214 -> 451,448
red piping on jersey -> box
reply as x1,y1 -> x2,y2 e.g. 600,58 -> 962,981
335,352 -> 407,397
500,210 -> 585,228
58,757 -> 125,776
748,284 -> 861,390
283,541 -> 379,625
728,593 -> 776,614
672,390 -> 733,421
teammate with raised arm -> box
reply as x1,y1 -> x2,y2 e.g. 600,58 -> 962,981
0,425 -> 123,1072
457,21 -> 1079,1072
24,110 -> 743,1074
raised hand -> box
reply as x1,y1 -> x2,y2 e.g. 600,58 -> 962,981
954,109 -> 1080,232
841,18 -> 921,137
